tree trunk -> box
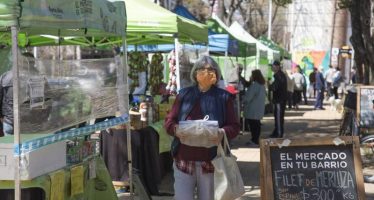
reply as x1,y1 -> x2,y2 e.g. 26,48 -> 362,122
349,0 -> 366,84
349,0 -> 374,84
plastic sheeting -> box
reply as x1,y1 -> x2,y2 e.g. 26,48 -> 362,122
12,52 -> 126,134
0,0 -> 126,36
211,56 -> 257,83
177,45 -> 209,89
0,0 -> 126,47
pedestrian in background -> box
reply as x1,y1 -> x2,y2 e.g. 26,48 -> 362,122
324,65 -> 335,97
269,61 -> 287,138
314,66 -> 326,110
285,69 -> 294,109
332,67 -> 343,99
309,67 -> 317,98
237,63 -> 250,99
243,69 -> 266,147
164,56 -> 240,200
292,66 -> 305,110
300,66 -> 308,105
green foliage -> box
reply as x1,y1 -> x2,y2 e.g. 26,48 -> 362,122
337,0 -> 353,9
273,0 -> 292,7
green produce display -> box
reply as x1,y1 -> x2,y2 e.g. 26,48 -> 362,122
149,53 -> 164,95
128,52 -> 149,92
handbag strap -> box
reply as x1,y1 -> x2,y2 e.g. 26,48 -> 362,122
217,133 -> 231,157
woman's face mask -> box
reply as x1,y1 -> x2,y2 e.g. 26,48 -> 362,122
196,67 -> 217,89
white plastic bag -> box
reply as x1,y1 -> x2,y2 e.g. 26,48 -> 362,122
212,134 -> 245,200
176,115 -> 219,147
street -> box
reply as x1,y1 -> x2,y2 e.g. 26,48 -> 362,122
130,98 -> 374,200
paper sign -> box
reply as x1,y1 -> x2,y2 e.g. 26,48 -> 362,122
71,165 -> 84,196
89,159 -> 96,179
50,170 -> 65,200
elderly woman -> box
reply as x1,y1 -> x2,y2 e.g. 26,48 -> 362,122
164,56 -> 240,200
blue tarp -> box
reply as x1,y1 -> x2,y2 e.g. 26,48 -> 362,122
127,34 -> 229,53
173,5 -> 201,23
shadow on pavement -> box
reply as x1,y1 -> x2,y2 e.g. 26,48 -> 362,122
237,161 -> 260,186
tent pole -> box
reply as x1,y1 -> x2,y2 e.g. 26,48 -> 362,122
11,26 -> 21,200
268,0 -> 272,39
174,37 -> 181,91
122,37 -> 133,198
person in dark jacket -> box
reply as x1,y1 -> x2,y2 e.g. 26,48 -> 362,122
314,66 -> 326,110
309,68 -> 317,98
0,70 -> 13,135
269,61 -> 288,138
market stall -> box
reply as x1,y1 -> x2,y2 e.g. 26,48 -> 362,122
88,0 -> 209,196
258,36 -> 292,59
124,0 -> 208,92
0,0 -> 127,200
205,15 -> 257,85
229,21 -> 279,79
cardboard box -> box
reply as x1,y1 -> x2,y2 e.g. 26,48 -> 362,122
0,134 -> 66,180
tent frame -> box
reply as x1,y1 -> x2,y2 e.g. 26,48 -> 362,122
7,1 -> 129,198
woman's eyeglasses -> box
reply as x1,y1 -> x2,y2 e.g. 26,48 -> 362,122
196,68 -> 216,73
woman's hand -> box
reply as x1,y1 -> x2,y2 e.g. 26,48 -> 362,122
175,125 -> 188,142
176,132 -> 188,143
209,128 -> 225,145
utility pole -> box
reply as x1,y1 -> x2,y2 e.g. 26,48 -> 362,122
268,0 -> 272,39
290,0 -> 294,53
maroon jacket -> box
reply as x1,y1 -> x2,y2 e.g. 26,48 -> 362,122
164,91 -> 240,161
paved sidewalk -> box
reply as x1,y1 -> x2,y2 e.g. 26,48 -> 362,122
120,99 -> 374,199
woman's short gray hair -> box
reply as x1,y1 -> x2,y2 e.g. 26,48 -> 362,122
190,56 -> 222,85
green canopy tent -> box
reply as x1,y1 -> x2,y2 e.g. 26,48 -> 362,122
209,14 -> 256,57
229,21 -> 280,80
0,0 -> 128,199
258,36 -> 292,59
124,0 -> 208,45
123,0 -> 208,91
0,0 -> 126,47
229,22 -> 279,66
207,14 -> 258,84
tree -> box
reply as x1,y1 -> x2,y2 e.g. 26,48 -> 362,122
211,0 -> 292,44
339,0 -> 374,84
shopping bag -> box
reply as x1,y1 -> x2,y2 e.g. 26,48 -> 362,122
212,134 -> 245,200
176,115 -> 219,147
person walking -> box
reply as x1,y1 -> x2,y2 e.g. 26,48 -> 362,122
292,66 -> 305,110
164,56 -> 240,200
332,67 -> 343,99
243,70 -> 266,147
300,66 -> 308,105
324,65 -> 335,97
314,66 -> 326,110
285,70 -> 294,110
309,67 -> 317,98
269,61 -> 287,138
